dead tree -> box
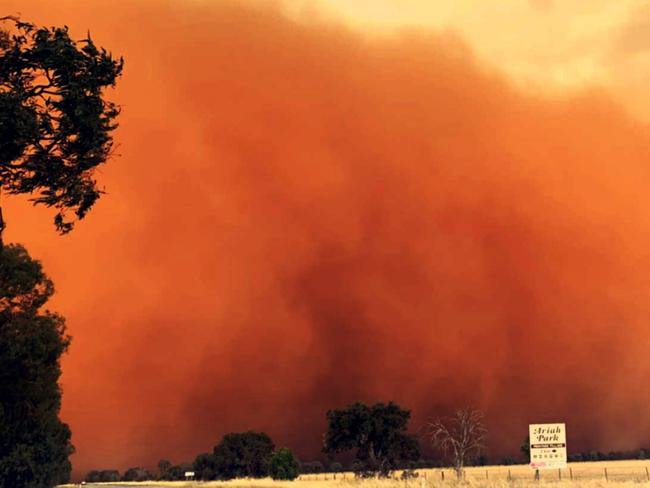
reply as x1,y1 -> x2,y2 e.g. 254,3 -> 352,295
428,409 -> 487,479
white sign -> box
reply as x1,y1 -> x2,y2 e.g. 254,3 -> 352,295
184,471 -> 195,478
529,423 -> 567,469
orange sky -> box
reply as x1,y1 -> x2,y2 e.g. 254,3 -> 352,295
4,0 -> 650,478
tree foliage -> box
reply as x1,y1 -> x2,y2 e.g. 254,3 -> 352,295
193,452 -> 217,481
85,469 -> 119,482
122,466 -> 152,482
269,448 -> 300,481
0,244 -> 72,488
156,459 -> 171,480
153,460 -> 193,481
0,16 -> 123,233
213,431 -> 275,480
323,402 -> 420,477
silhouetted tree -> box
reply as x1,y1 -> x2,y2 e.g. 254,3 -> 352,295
165,465 -> 184,481
323,401 -> 420,477
156,459 -> 171,480
0,15 -> 122,488
269,448 -> 300,481
213,431 -> 275,479
0,244 -> 73,487
0,16 -> 123,237
193,452 -> 217,480
85,470 -> 101,483
98,470 -> 119,482
428,409 -> 487,479
122,466 -> 151,482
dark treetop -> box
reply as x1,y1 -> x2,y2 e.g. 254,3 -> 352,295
0,16 -> 123,234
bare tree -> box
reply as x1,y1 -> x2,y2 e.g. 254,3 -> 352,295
428,409 -> 487,479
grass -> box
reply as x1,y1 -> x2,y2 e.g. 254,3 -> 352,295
57,460 -> 650,487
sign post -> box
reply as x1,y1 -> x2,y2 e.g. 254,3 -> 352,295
529,423 -> 567,473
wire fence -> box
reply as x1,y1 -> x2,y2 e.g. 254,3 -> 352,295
299,463 -> 650,483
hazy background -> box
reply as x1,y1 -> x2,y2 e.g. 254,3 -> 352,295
3,0 -> 650,476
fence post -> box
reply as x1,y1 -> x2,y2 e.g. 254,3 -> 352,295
558,468 -> 561,481
604,468 -> 608,482
486,469 -> 488,480
569,468 -> 573,480
646,467 -> 649,482
508,469 -> 512,481
441,470 -> 445,481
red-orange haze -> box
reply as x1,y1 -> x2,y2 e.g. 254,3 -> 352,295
4,0 -> 650,477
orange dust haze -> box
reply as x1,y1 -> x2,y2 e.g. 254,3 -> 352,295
4,0 -> 650,477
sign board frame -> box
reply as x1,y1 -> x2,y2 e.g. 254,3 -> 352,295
529,423 -> 567,469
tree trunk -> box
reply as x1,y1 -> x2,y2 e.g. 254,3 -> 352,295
0,205 -> 5,249
455,455 -> 464,480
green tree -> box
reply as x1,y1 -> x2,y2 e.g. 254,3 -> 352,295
269,448 -> 300,481
213,431 -> 275,479
0,16 -> 123,236
0,244 -> 73,487
323,401 -> 420,477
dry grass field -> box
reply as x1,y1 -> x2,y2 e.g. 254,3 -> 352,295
57,460 -> 650,488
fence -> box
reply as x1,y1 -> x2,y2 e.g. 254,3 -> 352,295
299,462 -> 650,483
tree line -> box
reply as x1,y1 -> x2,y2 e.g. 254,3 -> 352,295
85,402 -> 489,482
88,405 -> 650,483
